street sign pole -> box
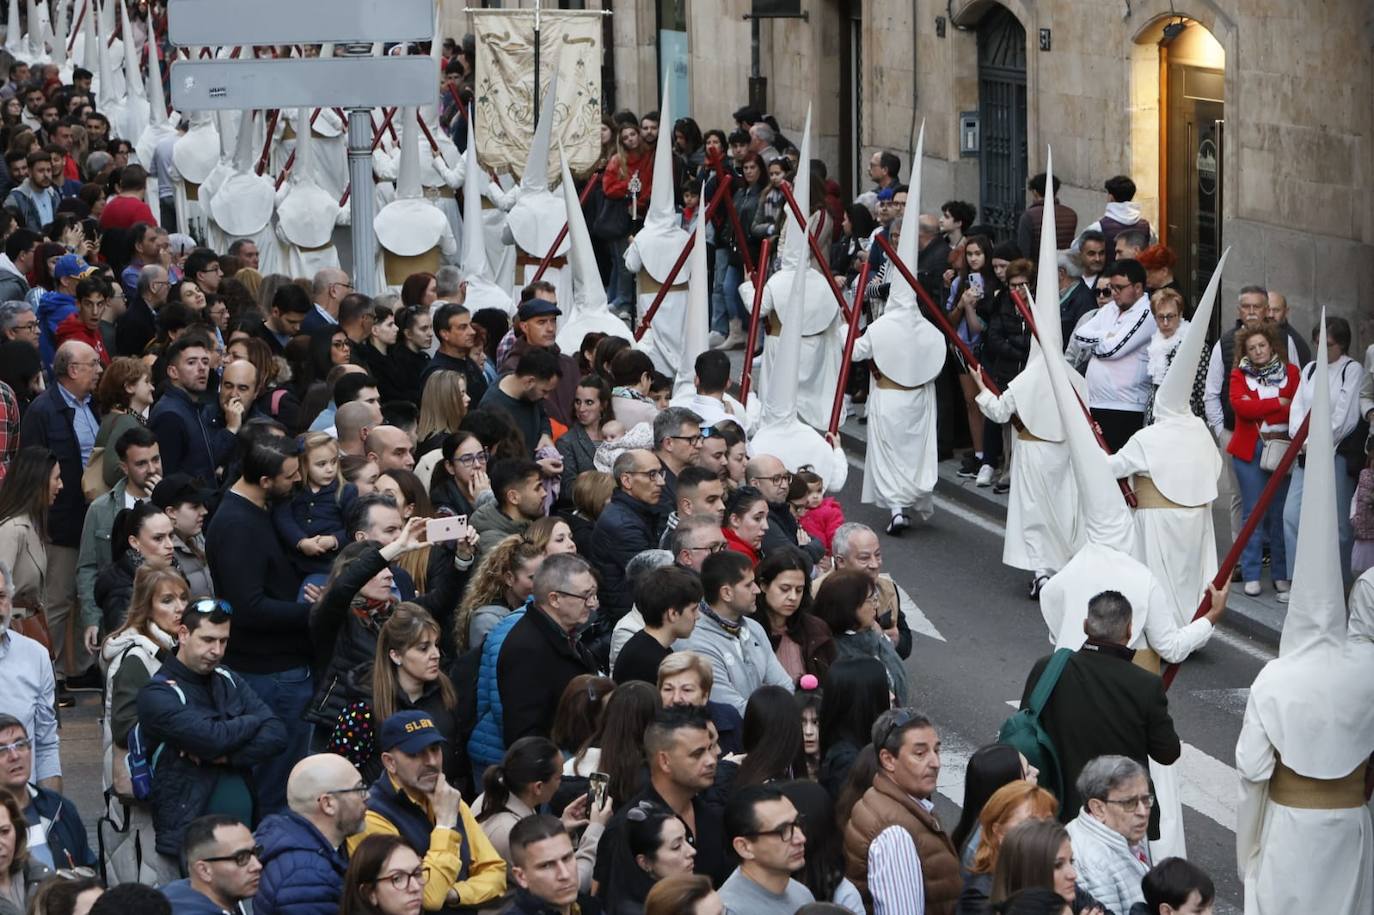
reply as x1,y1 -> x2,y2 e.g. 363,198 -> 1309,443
348,107 -> 378,295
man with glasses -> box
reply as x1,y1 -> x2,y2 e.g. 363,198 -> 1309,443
116,264 -> 170,357
1056,248 -> 1098,354
842,708 -> 960,915
1068,258 -> 1157,452
136,598 -> 288,859
21,340 -> 102,689
680,550 -> 793,714
0,712 -> 93,870
183,247 -> 225,298
254,754 -> 368,915
591,450 -> 667,624
746,454 -> 825,566
613,565 -> 701,685
652,406 -> 704,509
300,267 -> 352,335
165,814 -> 265,914
496,554 -> 599,746
0,300 -> 39,349
1065,756 -> 1155,914
720,785 -> 815,913
828,523 -> 913,659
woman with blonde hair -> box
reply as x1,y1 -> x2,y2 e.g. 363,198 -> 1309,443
330,604 -> 463,785
0,792 -> 50,912
958,781 -> 1059,914
416,369 -> 469,457
523,515 -> 578,556
989,818 -> 1104,915
98,563 -> 188,885
455,535 -> 545,651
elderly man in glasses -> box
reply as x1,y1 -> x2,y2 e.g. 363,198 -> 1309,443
0,712 -> 95,871
1066,756 -> 1155,914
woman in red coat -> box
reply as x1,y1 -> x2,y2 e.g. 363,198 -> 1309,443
1227,322 -> 1299,597
601,121 -> 653,315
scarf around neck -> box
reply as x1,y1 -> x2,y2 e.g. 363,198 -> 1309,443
1239,355 -> 1287,388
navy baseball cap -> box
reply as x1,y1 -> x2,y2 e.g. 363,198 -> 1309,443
378,711 -> 448,754
517,298 -> 562,321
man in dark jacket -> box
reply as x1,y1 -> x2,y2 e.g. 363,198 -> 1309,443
1020,590 -> 1180,835
20,340 -> 101,686
163,815 -> 266,915
254,753 -> 368,915
136,599 -> 288,857
498,284 -> 580,428
589,450 -> 665,624
0,714 -> 95,870
115,263 -> 169,357
149,332 -> 240,482
497,554 -> 599,746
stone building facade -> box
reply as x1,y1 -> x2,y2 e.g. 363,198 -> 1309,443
456,0 -> 1373,343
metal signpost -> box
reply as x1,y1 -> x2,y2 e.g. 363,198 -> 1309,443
166,0 -> 438,294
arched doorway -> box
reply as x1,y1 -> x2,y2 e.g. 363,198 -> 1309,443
976,6 -> 1027,241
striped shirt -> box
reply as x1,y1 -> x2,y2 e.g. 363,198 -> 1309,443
867,804 -> 932,915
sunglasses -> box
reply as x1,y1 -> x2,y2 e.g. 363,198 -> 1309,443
1095,287 -> 1113,297
875,708 -> 918,754
184,597 -> 233,621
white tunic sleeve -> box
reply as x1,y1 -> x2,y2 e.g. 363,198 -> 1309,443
975,388 -> 1017,424
1106,436 -> 1149,479
1141,580 -> 1213,663
1234,696 -> 1275,880
851,331 -> 873,361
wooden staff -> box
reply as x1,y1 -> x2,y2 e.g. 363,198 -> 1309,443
827,256 -> 872,435
737,238 -> 772,407
530,169 -> 604,283
336,107 -> 401,207
273,108 -> 323,190
1161,414 -> 1310,690
778,181 -> 852,325
255,109 -> 280,176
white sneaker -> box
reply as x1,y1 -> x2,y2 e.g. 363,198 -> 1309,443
722,325 -> 748,350
707,331 -> 727,349
975,464 -> 994,487
1244,580 -> 1262,597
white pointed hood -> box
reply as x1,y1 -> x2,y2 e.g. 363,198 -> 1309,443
278,106 -> 340,248
1247,310 -> 1374,778
172,110 -> 221,185
778,119 -> 811,273
94,0 -> 117,110
117,0 -> 150,142
78,0 -> 98,71
632,72 -> 690,284
374,107 -> 448,257
555,145 -> 631,349
865,122 -> 945,388
3,0 -> 22,59
51,0 -> 68,70
145,14 -> 168,125
506,69 -> 568,258
1116,249 -> 1229,506
421,17 -> 443,126
460,121 -> 515,315
210,111 -> 275,237
673,180 -> 710,398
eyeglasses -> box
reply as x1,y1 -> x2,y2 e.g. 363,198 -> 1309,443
454,450 -> 489,467
0,738 -> 31,756
668,434 -> 704,447
744,815 -> 806,842
326,784 -> 369,798
552,588 -> 599,606
185,597 -> 232,619
330,281 -> 355,292
1108,283 -> 1134,293
685,541 -> 729,554
201,844 -> 263,867
11,320 -> 37,331
1154,312 -> 1180,322
1095,287 -> 1112,297
875,708 -> 918,754
372,865 -> 429,891
627,468 -> 666,481
755,472 -> 792,487
1102,793 -> 1155,811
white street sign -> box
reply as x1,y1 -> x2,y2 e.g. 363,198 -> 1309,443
168,0 -> 435,46
170,58 -> 438,110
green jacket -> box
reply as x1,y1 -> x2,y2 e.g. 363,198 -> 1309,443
76,478 -> 129,629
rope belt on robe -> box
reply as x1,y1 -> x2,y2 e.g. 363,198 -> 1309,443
639,270 -> 685,296
1269,758 -> 1368,809
1131,475 -> 1185,511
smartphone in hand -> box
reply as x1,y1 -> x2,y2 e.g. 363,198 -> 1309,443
426,515 -> 469,543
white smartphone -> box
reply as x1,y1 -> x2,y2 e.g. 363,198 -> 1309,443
426,515 -> 469,543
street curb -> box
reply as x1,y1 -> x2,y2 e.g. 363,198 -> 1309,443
837,422 -> 1283,648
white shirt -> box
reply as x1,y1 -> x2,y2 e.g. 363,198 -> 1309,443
1289,354 -> 1364,444
1070,294 -> 1155,411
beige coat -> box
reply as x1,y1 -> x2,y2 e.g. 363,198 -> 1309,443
0,515 -> 47,615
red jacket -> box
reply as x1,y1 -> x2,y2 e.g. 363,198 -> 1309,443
1226,364 -> 1299,460
799,497 -> 845,553
55,313 -> 110,365
602,148 -> 653,203
722,525 -> 760,566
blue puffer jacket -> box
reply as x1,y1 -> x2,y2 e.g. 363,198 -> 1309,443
467,607 -> 525,768
160,880 -> 232,914
253,811 -> 347,915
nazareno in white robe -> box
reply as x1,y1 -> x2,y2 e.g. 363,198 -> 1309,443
753,271 -> 846,432
625,242 -> 688,379
851,331 -> 936,518
976,387 -> 1081,574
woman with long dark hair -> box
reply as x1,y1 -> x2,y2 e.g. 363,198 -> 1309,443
565,680 -> 658,808
733,685 -> 804,788
604,802 -> 700,915
557,374 -> 612,494
0,448 -> 62,647
550,673 -> 616,759
750,548 -> 832,683
780,780 -> 865,911
945,234 -> 1000,477
473,736 -> 595,865
428,431 -> 491,518
810,569 -> 907,705
389,305 -> 433,405
951,744 -> 1041,872
817,657 -> 890,799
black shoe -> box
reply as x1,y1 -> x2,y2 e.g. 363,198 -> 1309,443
885,513 -> 910,536
957,453 -> 981,478
56,686 -> 75,709
993,478 -> 1011,495
1029,574 -> 1050,600
66,667 -> 103,692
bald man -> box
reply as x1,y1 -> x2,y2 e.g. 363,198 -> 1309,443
365,425 -> 415,472
746,454 -> 825,565
218,361 -> 255,433
335,401 -> 381,458
253,754 -> 367,915
1267,290 -> 1312,367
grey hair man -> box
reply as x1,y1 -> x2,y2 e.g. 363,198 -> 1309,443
653,406 -> 704,497
1057,249 -> 1097,345
0,560 -> 60,789
1066,755 -> 1153,914
748,122 -> 779,162
495,553 -> 599,745
829,522 -> 911,657
434,265 -> 464,303
0,300 -> 38,347
305,267 -> 351,331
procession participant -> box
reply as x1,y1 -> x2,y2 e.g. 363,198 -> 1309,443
169,111 -> 219,238
373,104 -> 465,261
624,80 -> 692,378
133,16 -> 177,223
282,101 -> 349,201
553,148 -> 633,353
1106,251 -> 1228,626
373,108 -> 458,293
971,151 -> 1081,589
207,112 -> 282,279
276,106 -> 346,280
456,120 -> 515,315
746,111 -> 846,495
849,124 -> 943,534
741,115 -> 844,432
1235,314 -> 1374,915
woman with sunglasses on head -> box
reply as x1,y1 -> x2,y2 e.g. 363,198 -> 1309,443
98,563 -> 188,886
338,834 -> 425,915
604,801 -> 699,915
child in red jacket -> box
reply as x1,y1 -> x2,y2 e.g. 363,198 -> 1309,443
790,468 -> 845,557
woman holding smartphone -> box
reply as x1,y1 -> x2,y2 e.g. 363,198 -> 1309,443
946,235 -> 1000,481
